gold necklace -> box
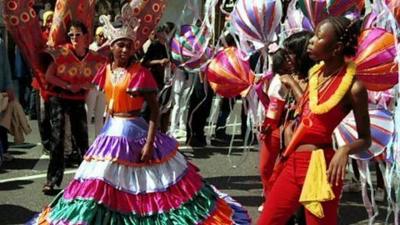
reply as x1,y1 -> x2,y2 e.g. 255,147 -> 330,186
317,66 -> 344,89
308,61 -> 356,114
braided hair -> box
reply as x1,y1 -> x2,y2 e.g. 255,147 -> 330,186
323,16 -> 361,57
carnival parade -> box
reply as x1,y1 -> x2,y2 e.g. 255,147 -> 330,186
0,0 -> 400,224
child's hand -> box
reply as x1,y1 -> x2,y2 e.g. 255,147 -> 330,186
141,143 -> 154,163
327,148 -> 349,186
279,74 -> 294,86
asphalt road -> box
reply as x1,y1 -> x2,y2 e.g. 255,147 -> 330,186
0,116 -> 393,225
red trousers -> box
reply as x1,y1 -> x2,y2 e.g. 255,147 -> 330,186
257,150 -> 343,225
259,128 -> 281,195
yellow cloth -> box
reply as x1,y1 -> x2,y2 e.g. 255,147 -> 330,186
299,149 -> 335,218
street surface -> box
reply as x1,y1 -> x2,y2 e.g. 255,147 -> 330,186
0,114 -> 392,225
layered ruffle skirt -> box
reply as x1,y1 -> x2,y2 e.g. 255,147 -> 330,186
27,117 -> 251,225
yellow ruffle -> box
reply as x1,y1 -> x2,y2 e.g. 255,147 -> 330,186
309,61 -> 355,114
299,149 -> 335,218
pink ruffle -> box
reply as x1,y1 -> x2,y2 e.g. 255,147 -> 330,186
64,165 -> 203,215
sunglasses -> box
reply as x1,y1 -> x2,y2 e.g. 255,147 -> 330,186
68,32 -> 83,38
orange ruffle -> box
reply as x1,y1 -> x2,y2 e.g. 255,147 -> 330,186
202,199 -> 234,225
37,207 -> 51,225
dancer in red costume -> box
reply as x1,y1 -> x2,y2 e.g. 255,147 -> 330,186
42,21 -> 106,194
258,16 -> 371,225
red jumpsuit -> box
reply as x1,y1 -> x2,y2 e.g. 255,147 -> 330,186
258,70 -> 352,225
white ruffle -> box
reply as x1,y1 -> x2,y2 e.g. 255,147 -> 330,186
74,153 -> 188,194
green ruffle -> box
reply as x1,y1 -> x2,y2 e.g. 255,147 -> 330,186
48,185 -> 219,225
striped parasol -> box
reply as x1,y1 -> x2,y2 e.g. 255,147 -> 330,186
327,0 -> 364,17
170,25 -> 212,72
205,47 -> 255,98
298,0 -> 363,29
333,105 -> 394,160
230,0 -> 282,51
354,28 -> 398,91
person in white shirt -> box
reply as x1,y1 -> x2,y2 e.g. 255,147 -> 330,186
169,68 -> 193,139
86,26 -> 107,136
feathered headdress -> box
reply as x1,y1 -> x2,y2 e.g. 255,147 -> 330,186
99,3 -> 140,44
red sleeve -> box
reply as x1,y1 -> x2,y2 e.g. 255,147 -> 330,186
92,64 -> 107,91
44,44 -> 71,65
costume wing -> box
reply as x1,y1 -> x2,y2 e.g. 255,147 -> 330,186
48,0 -> 96,47
3,0 -> 47,90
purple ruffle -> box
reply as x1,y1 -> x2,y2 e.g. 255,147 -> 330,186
85,117 -> 178,163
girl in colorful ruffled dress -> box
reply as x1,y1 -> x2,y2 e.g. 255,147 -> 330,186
26,5 -> 251,225
258,16 -> 371,225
